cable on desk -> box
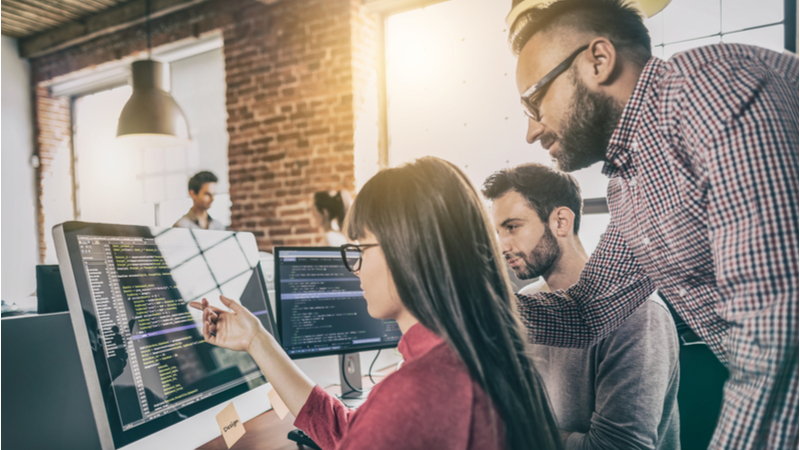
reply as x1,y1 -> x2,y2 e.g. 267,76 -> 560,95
368,349 -> 381,385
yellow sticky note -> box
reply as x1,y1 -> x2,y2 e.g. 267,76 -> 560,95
268,386 -> 290,420
216,402 -> 245,448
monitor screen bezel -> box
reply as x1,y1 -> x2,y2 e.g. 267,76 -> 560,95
55,221 -> 278,449
273,246 -> 400,360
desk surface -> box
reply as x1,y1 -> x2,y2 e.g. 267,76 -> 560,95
198,407 -> 299,450
199,371 -> 391,450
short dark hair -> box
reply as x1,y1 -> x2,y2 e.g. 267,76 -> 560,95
482,163 -> 583,234
509,0 -> 651,65
188,171 -> 218,194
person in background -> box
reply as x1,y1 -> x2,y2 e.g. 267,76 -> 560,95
174,171 -> 225,230
483,163 -> 679,450
507,0 -> 797,447
191,157 -> 562,450
311,190 -> 351,246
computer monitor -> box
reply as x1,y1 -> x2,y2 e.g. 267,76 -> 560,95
273,247 -> 402,359
54,221 -> 277,450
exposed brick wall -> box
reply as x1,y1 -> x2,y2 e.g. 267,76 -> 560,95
33,85 -> 71,263
225,0 -> 367,248
29,0 -> 376,254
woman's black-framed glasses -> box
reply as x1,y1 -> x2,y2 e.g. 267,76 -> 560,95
520,44 -> 589,122
340,243 -> 379,273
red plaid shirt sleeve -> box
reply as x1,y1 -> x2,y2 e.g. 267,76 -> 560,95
517,220 -> 656,348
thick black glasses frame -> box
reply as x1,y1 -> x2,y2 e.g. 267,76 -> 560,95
521,44 -> 589,122
340,243 -> 379,272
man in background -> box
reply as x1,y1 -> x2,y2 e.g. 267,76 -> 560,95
507,0 -> 797,447
484,163 -> 679,450
174,171 -> 225,230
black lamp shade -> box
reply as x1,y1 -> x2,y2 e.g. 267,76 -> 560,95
116,60 -> 190,147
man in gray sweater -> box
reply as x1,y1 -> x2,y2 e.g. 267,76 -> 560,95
483,163 -> 679,450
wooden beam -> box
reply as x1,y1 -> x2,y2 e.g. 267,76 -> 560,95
1,13 -> 59,38
1,21 -> 33,38
63,0 -> 118,10
6,0 -> 84,21
2,4 -> 80,26
2,8 -> 63,29
13,0 -> 88,19
19,0 -> 207,59
90,0 -> 124,8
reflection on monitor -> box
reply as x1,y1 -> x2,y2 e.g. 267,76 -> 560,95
54,222 -> 277,450
274,247 -> 402,359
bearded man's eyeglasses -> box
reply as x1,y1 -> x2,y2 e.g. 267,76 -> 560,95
520,44 -> 589,122
340,243 -> 379,272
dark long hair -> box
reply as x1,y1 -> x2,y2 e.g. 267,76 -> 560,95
345,157 -> 561,449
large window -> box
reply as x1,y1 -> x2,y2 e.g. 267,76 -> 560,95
648,0 -> 788,58
383,0 -> 790,259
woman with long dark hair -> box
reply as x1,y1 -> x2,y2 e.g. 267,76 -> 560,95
191,157 -> 561,450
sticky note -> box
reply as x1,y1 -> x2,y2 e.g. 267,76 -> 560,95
216,402 -> 245,448
268,385 -> 290,420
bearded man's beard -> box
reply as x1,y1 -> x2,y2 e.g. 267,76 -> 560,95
555,72 -> 624,173
508,226 -> 561,280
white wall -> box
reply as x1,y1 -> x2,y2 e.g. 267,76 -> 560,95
650,0 -> 786,58
385,0 -> 610,200
1,36 -> 39,307
171,48 -> 230,199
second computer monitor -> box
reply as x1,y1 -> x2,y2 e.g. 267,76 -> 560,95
274,247 -> 402,358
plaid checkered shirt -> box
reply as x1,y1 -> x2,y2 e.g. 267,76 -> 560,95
517,44 -> 798,449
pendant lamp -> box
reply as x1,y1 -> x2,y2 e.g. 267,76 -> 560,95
116,0 -> 189,147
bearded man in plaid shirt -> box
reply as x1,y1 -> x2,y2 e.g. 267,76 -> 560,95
507,0 -> 798,448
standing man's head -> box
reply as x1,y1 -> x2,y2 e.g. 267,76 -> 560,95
188,171 -> 218,212
510,0 -> 652,172
483,163 -> 585,282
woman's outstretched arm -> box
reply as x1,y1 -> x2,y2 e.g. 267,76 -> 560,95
190,296 -> 315,417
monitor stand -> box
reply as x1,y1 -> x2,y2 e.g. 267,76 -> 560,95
338,352 -> 369,408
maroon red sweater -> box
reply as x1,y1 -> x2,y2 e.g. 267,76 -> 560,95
294,324 -> 506,450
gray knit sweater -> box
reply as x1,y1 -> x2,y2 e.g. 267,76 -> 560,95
521,280 -> 680,450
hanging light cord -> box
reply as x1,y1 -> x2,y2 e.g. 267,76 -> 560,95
145,0 -> 152,58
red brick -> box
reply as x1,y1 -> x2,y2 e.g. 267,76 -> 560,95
31,0 -> 371,254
